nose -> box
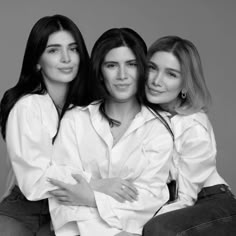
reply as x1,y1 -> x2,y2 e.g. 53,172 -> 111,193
61,49 -> 71,63
118,65 -> 127,80
151,72 -> 163,86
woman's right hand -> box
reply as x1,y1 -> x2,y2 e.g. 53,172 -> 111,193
90,178 -> 138,203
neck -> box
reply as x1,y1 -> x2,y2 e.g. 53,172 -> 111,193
160,99 -> 180,115
45,81 -> 68,110
105,98 -> 140,122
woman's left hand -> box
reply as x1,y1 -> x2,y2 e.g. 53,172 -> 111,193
48,174 -> 96,207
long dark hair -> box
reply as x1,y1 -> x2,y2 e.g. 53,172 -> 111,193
0,14 -> 89,139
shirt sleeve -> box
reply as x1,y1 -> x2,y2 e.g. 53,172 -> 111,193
94,126 -> 173,235
157,119 -> 216,215
5,102 -> 85,201
51,111 -> 92,182
49,110 -> 95,233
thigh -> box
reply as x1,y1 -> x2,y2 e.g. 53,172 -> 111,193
0,215 -> 33,236
181,194 -> 236,236
182,215 -> 236,236
36,222 -> 55,236
143,205 -> 199,236
0,186 -> 50,233
143,191 -> 236,236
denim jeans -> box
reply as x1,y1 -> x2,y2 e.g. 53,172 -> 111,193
0,185 -> 54,236
142,184 -> 236,236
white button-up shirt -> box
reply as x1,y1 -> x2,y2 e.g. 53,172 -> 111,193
157,111 -> 227,215
50,103 -> 173,236
4,93 -> 80,201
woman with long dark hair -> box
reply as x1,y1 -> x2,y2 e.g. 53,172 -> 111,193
47,28 -> 173,236
0,14 -> 89,235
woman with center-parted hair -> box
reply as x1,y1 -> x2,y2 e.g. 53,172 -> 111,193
0,14 -> 89,236
47,28 -> 173,236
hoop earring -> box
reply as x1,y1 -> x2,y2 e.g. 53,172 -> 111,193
181,90 -> 187,99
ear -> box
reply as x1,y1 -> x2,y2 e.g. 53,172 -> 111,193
36,64 -> 41,71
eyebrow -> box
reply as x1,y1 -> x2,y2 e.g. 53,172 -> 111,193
46,42 -> 77,48
167,68 -> 181,74
103,59 -> 136,63
150,61 -> 181,74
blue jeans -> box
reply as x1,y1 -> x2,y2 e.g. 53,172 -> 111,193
142,184 -> 236,236
0,185 -> 54,236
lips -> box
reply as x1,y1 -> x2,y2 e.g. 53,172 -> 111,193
58,67 -> 73,73
115,84 -> 130,89
147,86 -> 165,95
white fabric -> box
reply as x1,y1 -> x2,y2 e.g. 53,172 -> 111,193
50,103 -> 173,236
4,93 -> 86,201
157,111 -> 227,215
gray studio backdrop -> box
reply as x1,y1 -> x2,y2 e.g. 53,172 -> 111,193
0,0 -> 235,197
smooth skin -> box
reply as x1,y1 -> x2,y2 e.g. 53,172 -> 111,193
101,46 -> 138,103
145,51 -> 184,112
38,30 -> 80,108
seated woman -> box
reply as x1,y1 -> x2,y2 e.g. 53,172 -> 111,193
143,36 -> 236,235
0,14 -> 89,236
48,28 -> 174,236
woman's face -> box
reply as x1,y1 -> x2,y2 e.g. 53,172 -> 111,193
101,46 -> 138,103
145,51 -> 183,109
38,30 -> 80,86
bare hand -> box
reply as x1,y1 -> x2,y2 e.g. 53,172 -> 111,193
48,174 -> 96,207
90,178 -> 138,203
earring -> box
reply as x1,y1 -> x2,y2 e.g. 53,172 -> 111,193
181,90 -> 187,99
36,64 -> 41,71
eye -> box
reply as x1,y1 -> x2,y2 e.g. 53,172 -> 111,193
104,63 -> 117,69
167,71 -> 178,78
70,45 -> 78,52
148,63 -> 157,71
127,61 -> 137,67
47,48 -> 59,54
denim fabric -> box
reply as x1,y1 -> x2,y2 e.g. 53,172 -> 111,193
143,184 -> 236,236
0,185 -> 54,236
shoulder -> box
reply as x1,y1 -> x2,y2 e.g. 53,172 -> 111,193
11,93 -> 52,116
172,111 -> 212,139
15,93 -> 53,109
64,102 -> 100,118
62,102 -> 101,125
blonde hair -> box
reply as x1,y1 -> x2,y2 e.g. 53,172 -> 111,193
147,36 -> 211,115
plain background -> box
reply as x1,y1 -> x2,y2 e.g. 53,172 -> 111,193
0,0 -> 235,197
